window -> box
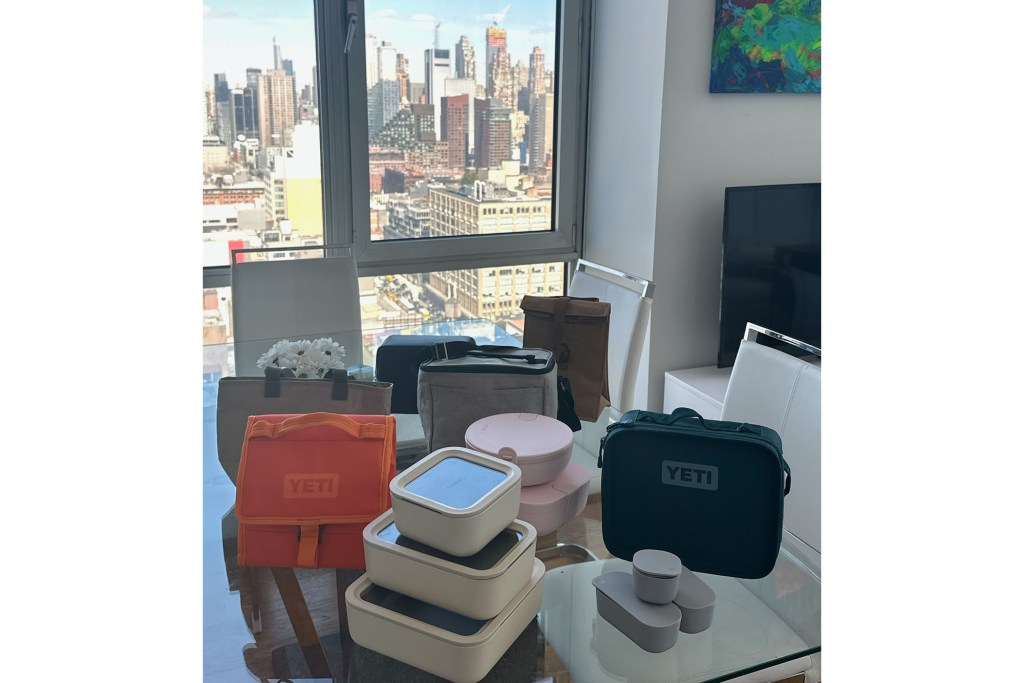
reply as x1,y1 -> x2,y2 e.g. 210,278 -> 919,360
203,1 -> 592,341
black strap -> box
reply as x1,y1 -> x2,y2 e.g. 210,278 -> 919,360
263,366 -> 295,397
632,407 -> 707,427
556,376 -> 582,432
427,339 -> 478,362
263,366 -> 348,400
422,340 -> 545,365
322,369 -> 349,400
465,348 -> 543,364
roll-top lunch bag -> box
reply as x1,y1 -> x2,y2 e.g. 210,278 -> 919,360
416,341 -> 558,451
235,411 -> 397,569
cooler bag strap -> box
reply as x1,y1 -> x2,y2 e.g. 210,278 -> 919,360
631,408 -> 765,435
617,408 -> 792,494
464,348 -> 547,364
427,339 -> 478,361
622,407 -> 708,427
248,413 -> 388,440
296,524 -> 321,568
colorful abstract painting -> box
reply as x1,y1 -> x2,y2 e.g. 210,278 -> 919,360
710,0 -> 821,93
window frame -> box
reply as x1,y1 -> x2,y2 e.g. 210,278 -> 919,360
202,0 -> 592,288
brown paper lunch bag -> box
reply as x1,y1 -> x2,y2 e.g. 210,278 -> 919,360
520,295 -> 611,422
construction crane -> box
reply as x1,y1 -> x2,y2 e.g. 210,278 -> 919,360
491,4 -> 510,26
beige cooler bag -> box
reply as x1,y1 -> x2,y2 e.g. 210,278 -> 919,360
416,344 -> 558,452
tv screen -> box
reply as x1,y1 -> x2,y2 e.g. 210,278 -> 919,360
717,183 -> 821,368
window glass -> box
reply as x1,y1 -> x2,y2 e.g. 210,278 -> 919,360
203,1 -> 583,359
365,0 -> 558,242
202,262 -> 565,364
203,1 -> 322,268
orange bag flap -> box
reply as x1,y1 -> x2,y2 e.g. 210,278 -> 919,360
235,413 -> 396,526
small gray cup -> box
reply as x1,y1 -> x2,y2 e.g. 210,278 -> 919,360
632,549 -> 682,604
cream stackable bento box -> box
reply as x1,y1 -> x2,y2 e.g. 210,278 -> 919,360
346,556 -> 546,683
348,446 -> 545,682
389,446 -> 523,557
362,509 -> 538,620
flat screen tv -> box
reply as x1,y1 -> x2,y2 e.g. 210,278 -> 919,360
717,182 -> 821,368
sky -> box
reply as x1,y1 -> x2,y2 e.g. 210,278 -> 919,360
204,0 -> 559,90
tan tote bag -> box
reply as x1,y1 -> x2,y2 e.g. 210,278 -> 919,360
217,367 -> 393,484
520,295 -> 611,422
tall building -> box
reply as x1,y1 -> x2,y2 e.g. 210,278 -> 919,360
367,40 -> 400,140
232,86 -> 260,142
282,58 -> 294,76
455,35 -> 476,81
213,73 -> 234,143
368,79 -> 401,141
204,86 -> 216,135
485,27 -> 513,111
514,60 -> 528,95
395,53 -> 409,102
366,34 -> 380,90
281,122 -> 323,239
474,98 -> 512,169
373,104 -> 436,150
214,73 -> 230,101
441,94 -> 470,168
488,50 -> 514,110
409,103 -> 437,143
528,92 -> 554,172
444,78 -> 476,155
311,65 -> 318,109
513,59 -> 529,113
528,47 -> 546,96
273,37 -> 283,70
485,27 -> 507,76
426,185 -> 560,319
246,68 -> 262,88
424,48 -> 451,138
257,68 -> 296,148
378,41 -> 397,81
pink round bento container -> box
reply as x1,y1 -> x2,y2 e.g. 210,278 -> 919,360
518,461 -> 591,535
464,413 -> 574,487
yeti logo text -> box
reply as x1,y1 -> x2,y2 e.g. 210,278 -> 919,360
661,461 -> 718,491
284,473 -> 340,498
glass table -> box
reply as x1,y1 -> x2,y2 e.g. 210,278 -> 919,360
203,338 -> 821,682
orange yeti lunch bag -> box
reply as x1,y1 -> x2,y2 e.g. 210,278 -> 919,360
235,412 -> 397,569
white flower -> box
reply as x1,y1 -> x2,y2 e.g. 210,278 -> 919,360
255,337 -> 346,377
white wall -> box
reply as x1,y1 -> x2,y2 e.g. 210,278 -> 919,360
582,0 -> 669,409
583,0 -> 821,411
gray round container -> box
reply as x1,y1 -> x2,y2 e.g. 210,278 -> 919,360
673,565 -> 716,634
632,549 -> 682,604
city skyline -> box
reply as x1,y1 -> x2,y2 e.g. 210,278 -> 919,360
204,0 -> 557,91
